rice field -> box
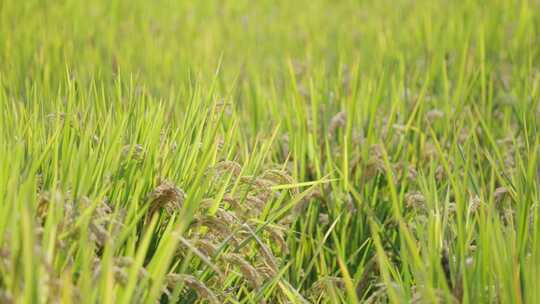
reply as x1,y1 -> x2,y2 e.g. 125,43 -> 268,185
1,0 -> 539,303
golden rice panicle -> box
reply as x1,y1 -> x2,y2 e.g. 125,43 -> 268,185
0,289 -> 13,304
494,186 -> 509,204
361,145 -> 387,181
199,198 -> 214,210
328,111 -> 347,140
245,195 -> 266,212
310,276 -> 346,298
92,264 -> 128,286
214,160 -> 242,177
114,256 -> 150,280
36,173 -> 44,193
88,221 -> 110,247
36,192 -> 50,224
220,195 -> 249,218
92,257 -> 149,287
239,175 -> 275,191
113,266 -> 129,285
405,191 -> 426,210
240,225 -> 278,273
194,238 -> 219,257
147,180 -> 186,216
425,109 -> 444,123
195,215 -> 233,239
114,256 -> 134,268
394,162 -> 418,182
265,169 -> 300,196
215,208 -> 238,226
291,187 -> 323,216
0,245 -> 11,270
166,273 -> 219,304
256,265 -> 277,280
121,143 -> 146,162
468,194 -> 482,214
262,169 -> 295,186
318,213 -> 329,225
223,253 -> 262,289
266,225 -> 289,254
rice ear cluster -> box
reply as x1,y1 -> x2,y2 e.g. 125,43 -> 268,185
493,187 -> 509,204
0,289 -> 13,304
405,191 -> 426,209
394,162 -> 418,181
362,148 -> 386,181
223,253 -> 262,289
245,195 -> 266,213
147,181 -> 186,216
292,187 -> 323,215
215,208 -> 237,226
92,256 -> 149,287
425,109 -> 444,123
36,192 -> 51,224
194,239 -> 219,257
239,175 -> 275,190
82,198 -> 124,247
194,215 -> 235,240
266,225 -> 289,254
328,111 -> 347,140
166,273 -> 219,304
121,144 -> 146,162
239,224 -> 278,273
262,169 -> 298,195
214,160 -> 242,177
310,276 -> 346,298
468,195 -> 482,214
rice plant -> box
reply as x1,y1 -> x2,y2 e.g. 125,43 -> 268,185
0,0 -> 539,303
